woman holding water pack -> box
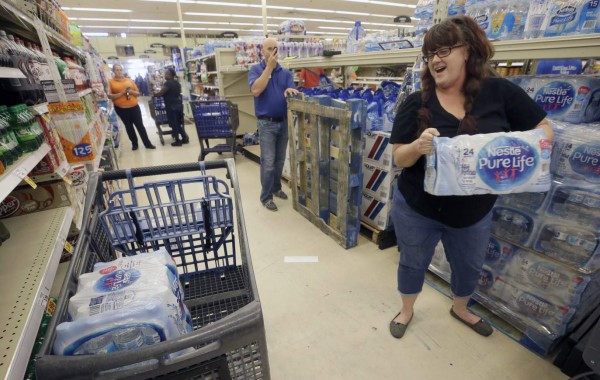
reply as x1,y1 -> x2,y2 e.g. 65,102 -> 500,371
388,16 -> 554,339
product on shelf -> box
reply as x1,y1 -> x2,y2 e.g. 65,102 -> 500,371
346,21 -> 367,54
507,75 -> 600,124
0,180 -> 72,219
8,104 -> 45,153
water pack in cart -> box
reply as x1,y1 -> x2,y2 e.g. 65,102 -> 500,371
425,128 -> 552,195
55,250 -> 192,356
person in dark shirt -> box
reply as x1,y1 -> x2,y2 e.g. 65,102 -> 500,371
154,67 -> 189,146
388,16 -> 554,339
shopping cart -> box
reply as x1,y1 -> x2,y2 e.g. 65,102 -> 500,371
35,159 -> 270,380
191,100 -> 239,161
148,96 -> 174,145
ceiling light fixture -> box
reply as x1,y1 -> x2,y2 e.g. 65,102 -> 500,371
340,0 -> 416,7
82,32 -> 110,36
61,7 -> 132,12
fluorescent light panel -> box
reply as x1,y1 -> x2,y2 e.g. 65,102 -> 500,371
61,7 -> 132,12
82,32 -> 109,36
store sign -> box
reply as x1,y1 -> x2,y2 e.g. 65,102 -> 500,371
219,31 -> 238,38
150,43 -> 165,48
107,56 -> 119,60
139,55 -> 150,59
160,32 -> 180,38
394,15 -> 412,23
144,49 -> 157,54
41,79 -> 79,103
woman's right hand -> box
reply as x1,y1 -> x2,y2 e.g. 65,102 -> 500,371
416,128 -> 440,155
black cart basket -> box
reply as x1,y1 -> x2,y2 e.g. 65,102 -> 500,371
35,159 -> 270,380
191,100 -> 239,161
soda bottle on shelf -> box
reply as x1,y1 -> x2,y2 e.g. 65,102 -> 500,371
8,104 -> 39,153
0,106 -> 21,162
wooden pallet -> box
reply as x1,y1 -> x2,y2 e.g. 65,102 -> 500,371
286,95 -> 366,249
359,222 -> 397,250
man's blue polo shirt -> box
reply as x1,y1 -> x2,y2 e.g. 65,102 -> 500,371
248,61 -> 295,118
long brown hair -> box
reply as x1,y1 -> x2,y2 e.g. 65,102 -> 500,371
417,16 -> 495,137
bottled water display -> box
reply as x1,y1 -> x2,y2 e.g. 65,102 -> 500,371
346,21 -> 367,54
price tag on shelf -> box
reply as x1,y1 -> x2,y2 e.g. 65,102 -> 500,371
14,167 -> 37,189
64,240 -> 73,254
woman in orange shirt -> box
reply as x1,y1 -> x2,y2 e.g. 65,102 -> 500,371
108,64 -> 155,150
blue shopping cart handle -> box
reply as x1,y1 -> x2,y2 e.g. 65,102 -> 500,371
101,160 -> 229,181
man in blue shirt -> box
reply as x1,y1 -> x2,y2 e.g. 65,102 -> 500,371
248,38 -> 298,211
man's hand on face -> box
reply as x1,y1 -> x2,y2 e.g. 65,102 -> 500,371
267,48 -> 278,71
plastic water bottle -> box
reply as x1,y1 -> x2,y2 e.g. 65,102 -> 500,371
382,95 -> 397,133
412,55 -> 425,92
346,21 -> 366,54
524,0 -> 552,39
366,96 -> 384,132
73,334 -> 117,355
506,0 -> 529,40
113,327 -> 146,351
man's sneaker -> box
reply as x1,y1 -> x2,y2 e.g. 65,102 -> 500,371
273,190 -> 288,200
263,200 -> 278,211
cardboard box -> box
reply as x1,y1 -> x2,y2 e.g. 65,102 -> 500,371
362,161 -> 402,201
360,190 -> 393,230
363,131 -> 396,169
0,181 -> 72,219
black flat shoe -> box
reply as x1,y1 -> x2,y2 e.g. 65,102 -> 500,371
450,308 -> 493,337
132,145 -> 139,151
171,141 -> 183,147
181,138 -> 190,144
389,311 -> 413,339
145,144 -> 156,149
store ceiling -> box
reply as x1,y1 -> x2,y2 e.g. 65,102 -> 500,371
60,0 -> 419,37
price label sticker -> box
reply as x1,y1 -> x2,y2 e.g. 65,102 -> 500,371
15,168 -> 38,189
64,240 -> 74,254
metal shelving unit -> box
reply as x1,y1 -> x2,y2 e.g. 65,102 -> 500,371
0,207 -> 74,380
281,34 -> 600,70
0,143 -> 51,201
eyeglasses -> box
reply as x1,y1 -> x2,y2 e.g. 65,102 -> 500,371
423,45 -> 464,63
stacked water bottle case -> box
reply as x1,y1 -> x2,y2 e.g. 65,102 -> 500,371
429,119 -> 600,354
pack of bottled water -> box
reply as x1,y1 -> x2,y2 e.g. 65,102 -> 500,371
54,250 -> 193,356
491,205 -> 540,246
487,276 -> 577,337
550,121 -> 600,184
425,128 -> 553,196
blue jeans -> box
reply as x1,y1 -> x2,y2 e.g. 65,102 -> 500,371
258,119 -> 288,203
391,185 -> 492,297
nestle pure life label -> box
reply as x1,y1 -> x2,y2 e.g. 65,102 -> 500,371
425,129 -> 552,195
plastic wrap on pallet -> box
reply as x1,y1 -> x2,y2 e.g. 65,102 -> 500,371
431,235 -> 600,355
550,121 -> 600,185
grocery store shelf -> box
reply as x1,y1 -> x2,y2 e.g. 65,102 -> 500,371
0,207 -> 74,380
29,160 -> 70,184
0,143 -> 51,201
0,67 -> 26,79
78,88 -> 92,98
0,0 -> 85,58
220,65 -> 250,73
281,34 -> 600,69
190,52 -> 215,62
